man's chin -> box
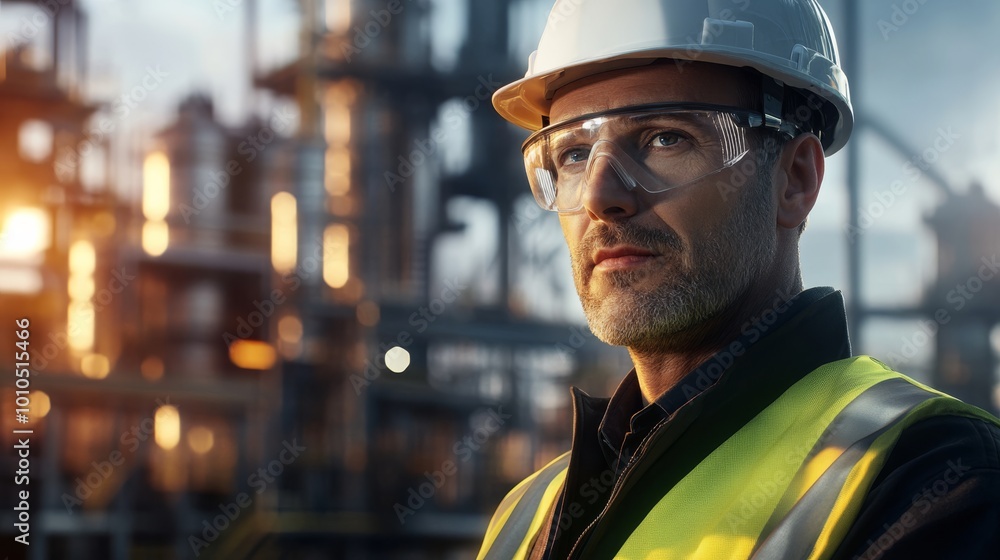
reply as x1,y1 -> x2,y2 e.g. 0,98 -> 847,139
581,290 -> 710,348
585,315 -> 669,348
582,311 -> 634,347
583,298 -> 660,346
584,272 -> 661,297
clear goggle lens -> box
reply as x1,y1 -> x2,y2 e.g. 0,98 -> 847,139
522,104 -> 765,213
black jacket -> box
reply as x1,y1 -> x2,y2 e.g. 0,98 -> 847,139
531,287 -> 1000,559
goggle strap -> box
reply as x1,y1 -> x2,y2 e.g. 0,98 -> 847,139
762,76 -> 785,131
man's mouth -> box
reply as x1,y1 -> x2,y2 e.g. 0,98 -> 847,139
592,246 -> 659,271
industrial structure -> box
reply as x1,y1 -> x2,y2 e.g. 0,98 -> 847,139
241,0 -> 627,557
0,1 -> 997,559
924,185 -> 1000,412
1,0 -> 623,558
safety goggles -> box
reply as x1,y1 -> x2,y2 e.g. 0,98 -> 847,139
522,103 -> 775,213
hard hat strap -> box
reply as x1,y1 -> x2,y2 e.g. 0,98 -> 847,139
762,76 -> 786,132
761,76 -> 810,140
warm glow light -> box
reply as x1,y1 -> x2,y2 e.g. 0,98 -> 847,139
30,391 -> 51,419
277,315 -> 303,360
278,315 -> 303,344
68,240 -> 96,353
271,192 -> 297,274
80,353 -> 110,379
19,120 -> 53,162
326,148 -> 350,170
324,103 -> 351,144
155,405 -> 181,450
141,356 -> 165,381
0,267 -> 43,294
325,0 -> 352,33
324,148 -> 351,196
69,239 -> 96,274
188,426 -> 215,454
326,81 -> 357,105
143,151 -> 171,221
229,340 -> 277,370
68,302 -> 95,352
323,224 -> 349,289
68,276 -> 95,301
385,346 -> 410,373
142,220 -> 169,256
0,207 -> 51,259
324,85 -> 352,196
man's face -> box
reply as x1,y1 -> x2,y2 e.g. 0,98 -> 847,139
549,63 -> 779,351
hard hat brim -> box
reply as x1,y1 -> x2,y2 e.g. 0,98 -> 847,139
493,47 -> 853,156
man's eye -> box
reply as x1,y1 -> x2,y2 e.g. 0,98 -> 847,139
651,133 -> 683,148
558,148 -> 590,167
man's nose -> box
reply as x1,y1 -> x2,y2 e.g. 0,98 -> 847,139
579,151 -> 640,221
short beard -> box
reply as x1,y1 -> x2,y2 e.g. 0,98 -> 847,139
572,158 -> 778,351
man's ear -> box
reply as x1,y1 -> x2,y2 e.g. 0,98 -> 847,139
774,133 -> 824,231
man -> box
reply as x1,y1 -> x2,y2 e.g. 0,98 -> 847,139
477,1 -> 1000,559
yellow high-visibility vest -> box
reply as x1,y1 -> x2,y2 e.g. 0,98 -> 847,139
477,356 -> 1000,559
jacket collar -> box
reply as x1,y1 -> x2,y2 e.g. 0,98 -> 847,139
593,287 -> 849,468
541,287 -> 853,558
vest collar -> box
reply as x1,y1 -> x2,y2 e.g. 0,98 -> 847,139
546,288 -> 851,558
546,287 -> 853,557
592,287 -> 849,471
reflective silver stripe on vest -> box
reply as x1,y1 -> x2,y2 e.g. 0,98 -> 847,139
484,453 -> 570,560
751,377 -> 936,559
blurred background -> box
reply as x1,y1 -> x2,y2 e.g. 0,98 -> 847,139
0,0 -> 998,558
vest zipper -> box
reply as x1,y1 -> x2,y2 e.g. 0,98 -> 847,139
566,418 -> 668,559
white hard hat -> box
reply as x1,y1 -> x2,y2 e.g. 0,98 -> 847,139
494,0 -> 853,155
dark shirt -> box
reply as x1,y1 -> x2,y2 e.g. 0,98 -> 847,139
535,287 -> 1000,559
596,287 -> 831,476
